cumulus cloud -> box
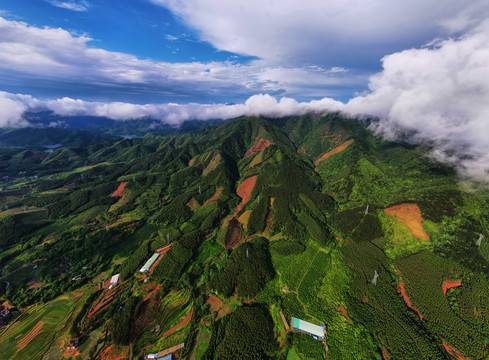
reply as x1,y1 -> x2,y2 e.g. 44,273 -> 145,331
155,0 -> 489,66
0,16 -> 361,100
0,93 -> 29,127
345,20 -> 489,179
0,91 -> 344,127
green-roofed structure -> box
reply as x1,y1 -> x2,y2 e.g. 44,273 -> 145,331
291,317 -> 325,340
140,253 -> 160,273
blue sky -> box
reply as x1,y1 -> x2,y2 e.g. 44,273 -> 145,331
2,0 -> 482,104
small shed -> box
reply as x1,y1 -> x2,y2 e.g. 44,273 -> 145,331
110,273 -> 120,285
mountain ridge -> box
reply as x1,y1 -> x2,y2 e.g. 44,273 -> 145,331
0,113 -> 488,359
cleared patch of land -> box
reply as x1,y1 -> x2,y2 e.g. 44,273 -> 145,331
314,138 -> 354,165
244,139 -> 271,157
111,182 -> 128,197
384,203 -> 430,241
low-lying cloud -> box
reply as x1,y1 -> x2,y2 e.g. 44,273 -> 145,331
1,20 -> 489,179
346,20 -> 489,180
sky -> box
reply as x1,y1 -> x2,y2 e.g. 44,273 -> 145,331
0,0 -> 489,178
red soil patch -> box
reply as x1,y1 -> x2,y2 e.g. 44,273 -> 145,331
234,175 -> 257,216
27,281 -> 42,289
206,295 -> 223,313
314,138 -> 354,165
442,342 -> 468,360
336,304 -> 350,323
99,344 -> 129,360
155,243 -> 173,255
63,346 -> 81,358
225,219 -> 242,249
186,198 -> 200,210
143,284 -> 162,302
217,304 -> 232,320
443,279 -> 462,295
188,156 -> 197,166
203,187 -> 223,207
398,281 -> 423,321
17,321 -> 44,351
384,203 -> 430,241
162,305 -> 193,337
148,255 -> 163,274
88,283 -> 126,318
381,348 -> 390,360
244,139 -> 271,157
242,292 -> 260,304
111,182 -> 128,197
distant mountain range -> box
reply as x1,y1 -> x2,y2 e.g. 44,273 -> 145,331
23,111 -> 223,136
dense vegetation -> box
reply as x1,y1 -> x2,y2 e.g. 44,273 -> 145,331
0,114 -> 488,360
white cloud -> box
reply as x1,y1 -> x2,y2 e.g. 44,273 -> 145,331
45,0 -> 90,11
0,91 -> 344,127
155,0 -> 489,66
165,34 -> 178,41
345,20 -> 489,179
0,93 -> 29,127
0,16 -> 360,99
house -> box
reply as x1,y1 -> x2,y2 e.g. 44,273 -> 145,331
110,273 -> 120,285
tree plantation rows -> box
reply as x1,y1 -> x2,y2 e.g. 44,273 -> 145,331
0,114 -> 488,359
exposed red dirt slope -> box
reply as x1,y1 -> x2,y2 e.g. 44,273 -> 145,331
203,187 -> 223,207
336,305 -> 350,323
234,175 -> 257,215
314,138 -> 354,165
443,279 -> 462,295
162,306 -> 194,337
206,295 -> 223,313
384,203 -> 430,241
244,139 -> 271,157
398,281 -> 423,321
442,342 -> 468,360
111,182 -> 128,197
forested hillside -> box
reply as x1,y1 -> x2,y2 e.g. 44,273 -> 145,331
0,113 -> 488,360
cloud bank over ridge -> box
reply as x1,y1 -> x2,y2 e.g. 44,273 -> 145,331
1,20 -> 489,179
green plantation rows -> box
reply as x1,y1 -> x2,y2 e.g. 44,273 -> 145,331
1,114 -> 489,359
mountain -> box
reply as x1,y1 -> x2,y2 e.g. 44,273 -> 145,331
23,111 -> 223,136
0,114 -> 488,360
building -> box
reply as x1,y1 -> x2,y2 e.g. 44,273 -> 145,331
291,317 -> 325,340
110,273 -> 120,285
147,353 -> 172,359
140,253 -> 160,273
